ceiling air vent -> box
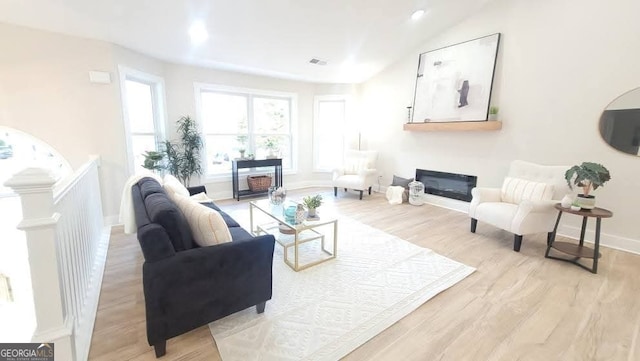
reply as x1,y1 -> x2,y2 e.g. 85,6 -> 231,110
309,58 -> 328,66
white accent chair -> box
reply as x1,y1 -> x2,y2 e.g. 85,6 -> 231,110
469,160 -> 569,252
332,150 -> 378,200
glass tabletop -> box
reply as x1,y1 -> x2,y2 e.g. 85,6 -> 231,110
250,199 -> 336,227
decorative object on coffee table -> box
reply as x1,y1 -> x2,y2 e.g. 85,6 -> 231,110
564,162 -> 611,209
302,194 -> 323,218
268,186 -> 286,205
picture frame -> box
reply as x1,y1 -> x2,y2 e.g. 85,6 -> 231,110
411,33 -> 501,123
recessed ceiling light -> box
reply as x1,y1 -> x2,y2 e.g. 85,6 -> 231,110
189,21 -> 209,45
411,9 -> 425,21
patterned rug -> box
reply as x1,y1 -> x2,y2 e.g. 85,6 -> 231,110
209,217 -> 474,361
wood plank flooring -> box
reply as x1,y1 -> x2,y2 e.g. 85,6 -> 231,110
88,188 -> 640,360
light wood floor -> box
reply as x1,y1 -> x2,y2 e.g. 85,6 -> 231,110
88,188 -> 640,360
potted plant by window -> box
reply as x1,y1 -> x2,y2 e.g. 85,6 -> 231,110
564,162 -> 611,209
264,137 -> 279,159
141,150 -> 165,174
302,194 -> 323,218
163,115 -> 203,186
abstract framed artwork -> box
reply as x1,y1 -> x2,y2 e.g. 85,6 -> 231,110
411,33 -> 501,123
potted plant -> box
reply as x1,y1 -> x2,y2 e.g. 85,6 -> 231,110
164,115 -> 203,186
302,194 -> 323,218
141,150 -> 165,173
564,162 -> 611,209
488,106 -> 499,121
264,137 -> 279,159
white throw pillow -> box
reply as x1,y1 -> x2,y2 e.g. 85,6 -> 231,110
385,186 -> 405,205
501,177 -> 554,204
173,195 -> 232,246
344,159 -> 370,175
189,192 -> 213,203
163,174 -> 190,198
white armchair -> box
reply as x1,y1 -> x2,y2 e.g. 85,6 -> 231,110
469,160 -> 569,252
332,150 -> 378,200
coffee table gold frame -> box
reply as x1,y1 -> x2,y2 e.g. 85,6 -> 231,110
249,200 -> 338,271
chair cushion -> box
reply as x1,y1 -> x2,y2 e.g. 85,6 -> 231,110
501,177 -> 554,204
475,202 -> 519,231
344,158 -> 370,175
173,195 -> 232,247
333,174 -> 366,189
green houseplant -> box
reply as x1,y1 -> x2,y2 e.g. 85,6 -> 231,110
164,116 -> 203,186
302,194 -> 323,217
141,150 -> 165,173
564,162 -> 611,209
264,137 -> 280,159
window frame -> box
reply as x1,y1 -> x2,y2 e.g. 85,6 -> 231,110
118,66 -> 167,176
313,95 -> 350,172
194,83 -> 298,181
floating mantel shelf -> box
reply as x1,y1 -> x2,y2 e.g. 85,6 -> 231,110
403,121 -> 502,132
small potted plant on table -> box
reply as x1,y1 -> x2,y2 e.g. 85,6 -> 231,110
564,162 -> 611,209
302,194 -> 323,218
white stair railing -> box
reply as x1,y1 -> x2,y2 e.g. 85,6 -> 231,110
5,156 -> 110,361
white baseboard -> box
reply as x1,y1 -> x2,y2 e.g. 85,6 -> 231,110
103,214 -> 119,226
557,225 -> 640,255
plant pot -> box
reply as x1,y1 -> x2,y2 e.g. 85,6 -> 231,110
488,113 -> 498,121
307,207 -> 317,218
575,194 -> 596,209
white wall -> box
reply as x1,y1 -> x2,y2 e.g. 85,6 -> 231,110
0,23 -> 127,220
0,22 -> 354,220
360,0 -> 640,250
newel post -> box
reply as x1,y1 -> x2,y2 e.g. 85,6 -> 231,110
5,168 -> 75,360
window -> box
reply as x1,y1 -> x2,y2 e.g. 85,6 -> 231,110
313,95 -> 348,171
0,127 -> 72,196
196,84 -> 296,176
119,66 -> 166,175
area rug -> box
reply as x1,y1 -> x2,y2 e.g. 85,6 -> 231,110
209,217 -> 475,361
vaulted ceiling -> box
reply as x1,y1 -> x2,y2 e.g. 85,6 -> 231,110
0,0 -> 494,83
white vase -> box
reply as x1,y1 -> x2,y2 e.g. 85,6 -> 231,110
561,194 -> 574,208
488,113 -> 498,121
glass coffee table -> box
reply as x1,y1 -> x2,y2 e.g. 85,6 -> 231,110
249,199 -> 338,271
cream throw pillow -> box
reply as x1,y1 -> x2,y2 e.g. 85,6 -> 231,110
163,174 -> 190,198
173,195 -> 232,246
501,177 -> 554,204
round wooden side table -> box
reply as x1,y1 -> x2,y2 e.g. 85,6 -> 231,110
545,204 -> 613,274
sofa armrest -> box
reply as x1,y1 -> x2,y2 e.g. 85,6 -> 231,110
142,234 -> 275,344
332,167 -> 345,181
188,185 -> 207,196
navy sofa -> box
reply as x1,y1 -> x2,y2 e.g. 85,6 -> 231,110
131,177 -> 275,357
